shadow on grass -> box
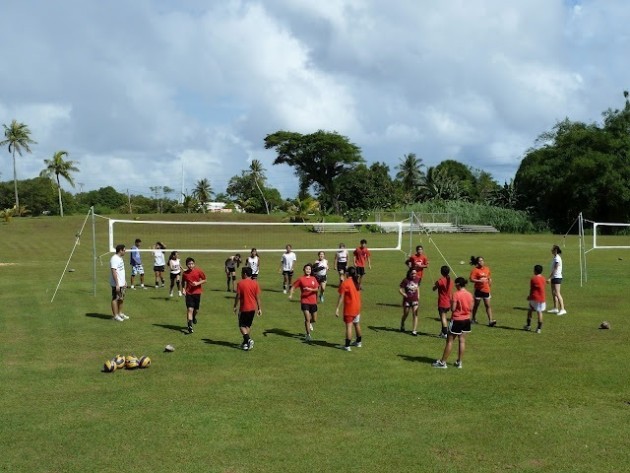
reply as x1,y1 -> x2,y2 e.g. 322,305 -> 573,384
264,288 -> 286,294
398,354 -> 436,364
376,302 -> 400,308
201,338 -> 242,350
262,328 -> 302,339
85,313 -> 113,320
308,339 -> 343,350
153,323 -> 188,333
512,306 -> 530,312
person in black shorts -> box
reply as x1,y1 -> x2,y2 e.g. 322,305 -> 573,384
224,253 -> 242,292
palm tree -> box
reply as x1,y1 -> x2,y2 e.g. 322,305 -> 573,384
180,193 -> 199,214
192,178 -> 213,213
1,120 -> 37,211
40,150 -> 79,217
396,153 -> 425,203
420,167 -> 464,201
249,159 -> 270,214
286,197 -> 320,222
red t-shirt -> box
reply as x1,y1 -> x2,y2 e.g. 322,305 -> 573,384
293,275 -> 319,304
236,278 -> 261,312
435,276 -> 453,309
400,276 -> 420,303
353,247 -> 371,267
470,266 -> 491,293
338,278 -> 361,316
451,288 -> 473,321
528,274 -> 546,303
182,267 -> 206,295
406,254 -> 428,278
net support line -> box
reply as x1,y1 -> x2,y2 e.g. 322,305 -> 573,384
410,212 -> 459,279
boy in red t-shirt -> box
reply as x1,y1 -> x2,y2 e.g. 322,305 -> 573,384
353,239 -> 372,287
181,257 -> 207,334
234,266 -> 262,350
524,264 -> 547,334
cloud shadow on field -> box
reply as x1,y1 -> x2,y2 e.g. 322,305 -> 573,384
153,323 -> 188,332
201,338 -> 242,350
398,354 -> 436,364
85,312 -> 113,320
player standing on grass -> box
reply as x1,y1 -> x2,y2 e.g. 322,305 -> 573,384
405,245 -> 429,284
129,238 -> 147,289
469,256 -> 497,326
110,244 -> 128,322
168,251 -> 182,297
234,266 -> 262,351
224,253 -> 242,292
246,248 -> 260,280
433,277 -> 473,369
353,239 -> 371,287
313,251 -> 329,302
399,268 -> 420,335
432,265 -> 453,338
280,244 -> 297,294
525,264 -> 547,333
153,242 -> 166,288
181,257 -> 207,334
335,266 -> 363,351
289,263 -> 319,341
548,245 -> 566,316
334,243 -> 348,284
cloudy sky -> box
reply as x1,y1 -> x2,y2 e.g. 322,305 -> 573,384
1,0 -> 628,200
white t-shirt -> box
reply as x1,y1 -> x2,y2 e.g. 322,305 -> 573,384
169,258 -> 181,275
281,251 -> 297,272
154,250 -> 165,267
336,249 -> 348,263
551,254 -> 563,279
314,258 -> 328,276
110,254 -> 126,287
247,256 -> 260,275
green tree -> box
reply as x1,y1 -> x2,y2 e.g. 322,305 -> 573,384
265,130 -> 364,213
193,178 -> 213,212
420,166 -> 464,201
249,159 -> 270,214
286,197 -> 320,222
395,153 -> 425,203
1,120 -> 37,211
39,150 -> 79,217
338,162 -> 400,212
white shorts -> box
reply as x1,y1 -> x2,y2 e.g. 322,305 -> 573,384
529,301 -> 546,312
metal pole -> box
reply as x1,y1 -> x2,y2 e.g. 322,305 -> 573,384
92,206 -> 97,296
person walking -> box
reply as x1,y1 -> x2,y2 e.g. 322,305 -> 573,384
525,264 -> 547,333
129,238 -> 147,289
289,263 -> 319,341
181,257 -> 207,334
399,268 -> 420,335
280,244 -> 297,294
335,266 -> 363,351
233,267 -> 262,351
168,251 -> 182,297
469,256 -> 496,326
432,265 -> 453,339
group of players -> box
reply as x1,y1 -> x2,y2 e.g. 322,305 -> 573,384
109,237 -> 565,364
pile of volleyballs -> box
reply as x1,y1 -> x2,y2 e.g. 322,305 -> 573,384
103,354 -> 151,372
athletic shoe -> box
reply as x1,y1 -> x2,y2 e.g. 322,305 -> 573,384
120,313 -> 129,320
130,285 -> 135,290
353,341 -> 362,348
432,360 -> 447,369
193,316 -> 197,324
548,308 -> 559,314
169,293 -> 173,297
113,315 -> 124,322
411,331 -> 418,336
155,284 -> 159,289
438,332 -> 448,339
535,328 -> 541,334
343,346 -> 351,352
247,339 -> 255,351
454,360 -> 462,369
178,291 -> 182,297
309,323 -> 314,332
304,334 -> 312,342
242,342 -> 249,351
319,295 -> 324,303
557,310 -> 567,316
523,325 -> 531,331
283,289 -> 287,294
471,319 -> 478,324
187,325 -> 194,334
141,284 -> 146,289
489,320 -> 497,327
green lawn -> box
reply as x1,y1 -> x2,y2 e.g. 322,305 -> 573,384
0,215 -> 628,473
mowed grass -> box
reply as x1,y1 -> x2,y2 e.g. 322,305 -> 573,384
1,215 -> 629,473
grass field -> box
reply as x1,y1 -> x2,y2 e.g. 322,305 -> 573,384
1,214 -> 628,473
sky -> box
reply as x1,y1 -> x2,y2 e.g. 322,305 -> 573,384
1,0 -> 629,200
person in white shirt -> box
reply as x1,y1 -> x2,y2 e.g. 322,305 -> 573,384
334,243 -> 348,283
280,244 -> 297,294
313,251 -> 329,302
153,241 -> 166,288
547,245 -> 566,315
168,250 -> 182,297
110,244 -> 128,321
246,248 -> 261,280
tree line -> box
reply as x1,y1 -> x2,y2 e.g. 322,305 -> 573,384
3,92 -> 630,231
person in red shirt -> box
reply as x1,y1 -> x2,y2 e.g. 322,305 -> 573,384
335,266 -> 363,351
469,255 -> 496,327
353,239 -> 371,286
399,268 -> 420,335
433,277 -> 473,369
405,245 -> 429,283
181,257 -> 207,334
233,266 -> 262,350
432,265 -> 453,339
289,263 -> 320,342
524,264 -> 547,334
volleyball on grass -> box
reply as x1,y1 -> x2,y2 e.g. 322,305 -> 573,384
139,356 -> 152,368
103,359 -> 116,373
114,355 -> 125,370
125,355 -> 139,369
600,321 -> 611,329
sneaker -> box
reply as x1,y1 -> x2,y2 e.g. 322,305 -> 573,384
309,323 -> 314,332
454,360 -> 462,369
304,334 -> 312,342
283,289 -> 287,294
557,309 -> 567,316
155,284 -> 159,289
141,284 -> 146,289
193,316 -> 197,325
242,342 -> 249,351
439,332 -> 448,339
187,325 -> 194,334
113,314 -> 124,322
319,295 -> 324,303
248,339 -> 255,350
471,319 -> 478,324
169,293 -> 173,297
432,360 -> 447,369
130,285 -> 135,290
343,345 -> 351,352
535,328 -> 541,334
523,325 -> 531,331
178,291 -> 182,297
548,308 -> 559,314
411,331 -> 418,336
489,320 -> 497,327
120,313 -> 129,320
353,341 -> 362,348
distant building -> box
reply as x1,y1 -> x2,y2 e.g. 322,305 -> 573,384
204,202 -> 244,213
